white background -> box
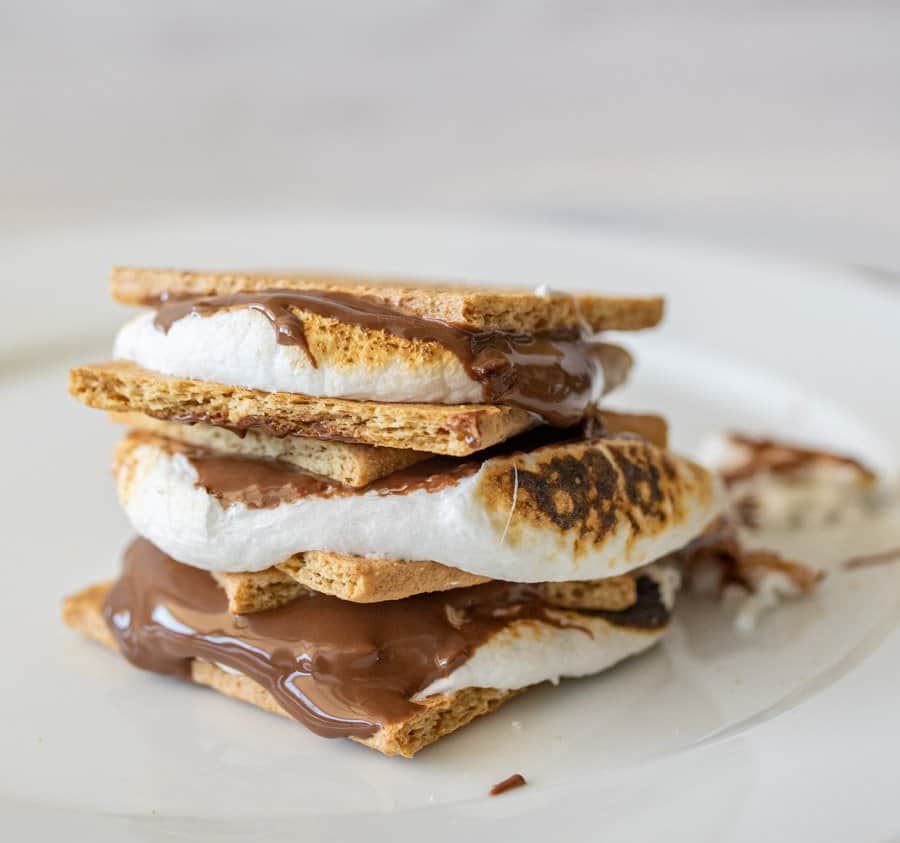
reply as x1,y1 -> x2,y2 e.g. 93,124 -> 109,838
3,1 -> 900,271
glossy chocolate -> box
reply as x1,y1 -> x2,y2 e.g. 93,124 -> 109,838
104,539 -> 669,739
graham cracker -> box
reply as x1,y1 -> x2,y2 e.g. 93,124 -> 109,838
110,266 -> 664,333
190,663 -> 519,758
540,576 -> 637,611
591,409 -> 668,450
214,552 -> 636,613
211,568 -> 309,614
70,361 -> 535,455
110,412 -> 428,487
274,552 -> 488,606
112,409 -> 667,483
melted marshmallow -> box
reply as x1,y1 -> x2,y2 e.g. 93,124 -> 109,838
117,441 -> 721,581
114,309 -> 484,403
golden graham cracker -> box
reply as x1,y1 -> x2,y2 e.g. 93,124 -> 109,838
274,553 -> 487,606
70,361 -> 535,455
110,408 -> 667,485
211,568 -> 309,614
109,266 -> 664,333
110,412 -> 428,487
214,553 -> 637,614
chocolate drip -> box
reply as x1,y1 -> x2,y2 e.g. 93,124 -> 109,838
104,540 -> 669,740
152,290 -> 628,426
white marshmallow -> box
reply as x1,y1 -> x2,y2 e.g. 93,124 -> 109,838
118,441 -> 721,581
416,566 -> 676,696
114,309 -> 484,403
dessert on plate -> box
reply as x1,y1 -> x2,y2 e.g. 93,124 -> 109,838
66,267 -> 737,756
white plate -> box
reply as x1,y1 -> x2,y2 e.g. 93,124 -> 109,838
2,215 -> 899,842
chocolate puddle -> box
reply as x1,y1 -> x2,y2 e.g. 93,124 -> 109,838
151,289 -> 630,426
104,539 -> 669,740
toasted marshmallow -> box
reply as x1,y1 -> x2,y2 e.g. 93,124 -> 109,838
114,434 -> 722,582
418,566 -> 676,697
114,309 -> 486,404
699,432 -> 877,530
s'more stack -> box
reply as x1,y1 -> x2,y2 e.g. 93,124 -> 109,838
64,267 -> 723,757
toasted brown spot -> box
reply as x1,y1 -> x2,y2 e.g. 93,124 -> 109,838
517,455 -> 593,531
476,438 -> 715,565
609,445 -> 666,519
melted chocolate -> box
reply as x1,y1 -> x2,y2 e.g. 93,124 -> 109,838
108,541 -> 544,737
104,540 -> 669,740
166,439 -> 479,508
154,420 -> 608,509
152,290 -> 629,426
184,448 -> 339,507
490,774 -> 527,796
607,576 -> 669,629
721,434 -> 875,484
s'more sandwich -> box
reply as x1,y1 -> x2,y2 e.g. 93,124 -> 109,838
64,267 -> 725,757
